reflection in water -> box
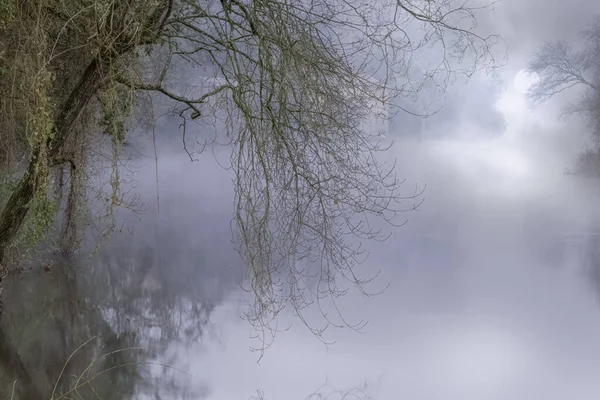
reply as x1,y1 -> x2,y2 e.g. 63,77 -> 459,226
1,260 -> 145,399
4,146 -> 600,399
0,208 -> 241,398
5,157 -> 600,399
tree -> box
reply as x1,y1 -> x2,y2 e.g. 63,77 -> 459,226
528,40 -> 600,105
0,0 -> 500,340
527,16 -> 600,175
527,16 -> 600,113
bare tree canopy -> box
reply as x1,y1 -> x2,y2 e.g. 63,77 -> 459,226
0,0 -> 502,342
527,15 -> 600,177
528,16 -> 600,106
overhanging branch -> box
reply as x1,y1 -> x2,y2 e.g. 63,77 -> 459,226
116,75 -> 233,117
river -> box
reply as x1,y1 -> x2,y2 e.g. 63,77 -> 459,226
2,133 -> 600,399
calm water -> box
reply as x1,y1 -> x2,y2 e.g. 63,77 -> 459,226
3,138 -> 600,400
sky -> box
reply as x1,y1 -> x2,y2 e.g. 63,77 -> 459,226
101,0 -> 600,399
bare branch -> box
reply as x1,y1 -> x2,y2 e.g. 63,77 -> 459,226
0,0 -> 502,348
528,40 -> 599,106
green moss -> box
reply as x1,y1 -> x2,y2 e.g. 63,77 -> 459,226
99,77 -> 133,144
0,173 -> 19,206
0,0 -> 15,27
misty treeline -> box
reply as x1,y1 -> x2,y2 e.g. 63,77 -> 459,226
0,0 -> 501,339
527,15 -> 600,176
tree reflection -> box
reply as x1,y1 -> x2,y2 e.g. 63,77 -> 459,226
0,218 -> 238,399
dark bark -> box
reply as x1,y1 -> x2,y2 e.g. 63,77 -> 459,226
0,58 -> 104,399
0,165 -> 36,264
0,0 -> 176,266
0,57 -> 105,267
0,6 -> 173,399
50,57 -> 105,159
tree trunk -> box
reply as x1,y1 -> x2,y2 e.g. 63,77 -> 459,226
49,58 -> 105,159
0,166 -> 36,264
0,0 -> 172,270
0,58 -> 105,400
0,58 -> 104,268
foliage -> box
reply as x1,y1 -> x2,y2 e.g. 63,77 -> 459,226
0,0 -> 502,344
0,0 -> 14,27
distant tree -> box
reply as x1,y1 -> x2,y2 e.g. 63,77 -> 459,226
528,40 -> 600,105
527,16 -> 600,125
528,16 -> 600,176
0,0 -> 501,342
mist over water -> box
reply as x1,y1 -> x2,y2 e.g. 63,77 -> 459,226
90,75 -> 600,399
5,0 -> 600,398
6,78 -> 600,399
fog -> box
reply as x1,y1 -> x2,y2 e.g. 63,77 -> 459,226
6,0 -> 600,398
108,62 -> 600,398
109,0 -> 600,395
